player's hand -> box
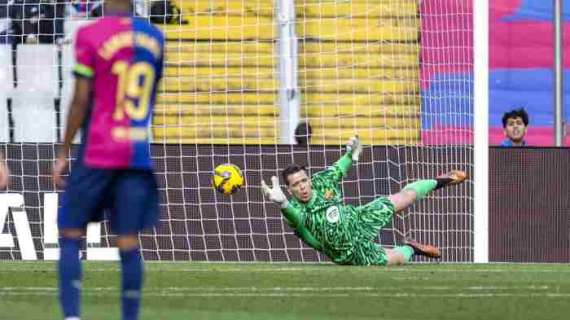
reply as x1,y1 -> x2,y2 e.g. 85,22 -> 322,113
52,155 -> 69,189
346,135 -> 362,161
261,176 -> 289,208
0,160 -> 9,190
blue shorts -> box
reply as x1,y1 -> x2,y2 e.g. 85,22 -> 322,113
58,162 -> 159,235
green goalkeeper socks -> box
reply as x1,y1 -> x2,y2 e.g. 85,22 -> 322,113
393,245 -> 414,263
402,179 -> 437,200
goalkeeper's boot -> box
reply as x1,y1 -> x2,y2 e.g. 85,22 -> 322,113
405,239 -> 441,259
435,170 -> 468,189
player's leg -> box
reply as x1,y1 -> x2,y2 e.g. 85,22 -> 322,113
384,247 -> 411,265
388,170 -> 467,213
385,240 -> 441,265
58,228 -> 84,320
57,165 -> 113,320
117,234 -> 144,320
112,170 -> 159,320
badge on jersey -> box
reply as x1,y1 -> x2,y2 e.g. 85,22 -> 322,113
326,206 -> 340,223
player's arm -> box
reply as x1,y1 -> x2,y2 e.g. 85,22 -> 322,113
53,77 -> 92,188
0,151 -> 9,190
282,205 -> 322,250
53,27 -> 94,188
294,224 -> 323,251
318,135 -> 363,182
262,179 -> 323,250
61,77 -> 91,155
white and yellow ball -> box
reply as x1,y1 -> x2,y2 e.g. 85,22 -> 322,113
212,163 -> 244,195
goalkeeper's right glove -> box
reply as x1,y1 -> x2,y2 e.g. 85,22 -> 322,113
261,176 -> 289,209
346,135 -> 362,162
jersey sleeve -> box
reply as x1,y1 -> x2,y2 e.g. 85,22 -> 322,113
281,203 -> 322,251
314,152 -> 353,183
281,202 -> 304,227
73,27 -> 95,78
295,225 -> 322,251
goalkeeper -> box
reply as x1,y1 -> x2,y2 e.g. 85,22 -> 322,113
261,136 -> 467,266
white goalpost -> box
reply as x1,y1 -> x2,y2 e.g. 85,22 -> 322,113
473,0 -> 489,263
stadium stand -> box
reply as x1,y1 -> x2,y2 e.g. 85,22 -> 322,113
0,0 -> 421,145
154,0 -> 421,145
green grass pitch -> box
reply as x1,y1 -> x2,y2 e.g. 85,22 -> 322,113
0,262 -> 568,320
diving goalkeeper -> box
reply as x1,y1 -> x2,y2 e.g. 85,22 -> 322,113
261,136 -> 467,266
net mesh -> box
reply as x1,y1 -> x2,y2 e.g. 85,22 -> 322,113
0,0 -> 474,262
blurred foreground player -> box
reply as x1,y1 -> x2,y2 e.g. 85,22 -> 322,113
52,1 -> 164,319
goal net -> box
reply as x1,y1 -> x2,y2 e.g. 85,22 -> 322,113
0,0 -> 474,262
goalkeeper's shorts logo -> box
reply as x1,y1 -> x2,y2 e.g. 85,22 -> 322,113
326,206 -> 340,223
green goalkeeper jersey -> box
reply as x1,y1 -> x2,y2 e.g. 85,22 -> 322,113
281,152 -> 395,265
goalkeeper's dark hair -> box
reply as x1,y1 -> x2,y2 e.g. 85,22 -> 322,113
282,164 -> 308,186
502,108 -> 529,127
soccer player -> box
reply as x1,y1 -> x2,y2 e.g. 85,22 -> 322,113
51,1 -> 164,319
0,152 -> 8,190
262,136 -> 468,266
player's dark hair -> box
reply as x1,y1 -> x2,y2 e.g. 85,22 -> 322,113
282,164 -> 307,186
502,108 -> 529,128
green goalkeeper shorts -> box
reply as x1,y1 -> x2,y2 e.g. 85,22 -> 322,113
355,197 -> 395,241
346,197 -> 395,266
349,241 -> 388,266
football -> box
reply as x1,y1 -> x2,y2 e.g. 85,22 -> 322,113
213,163 -> 244,195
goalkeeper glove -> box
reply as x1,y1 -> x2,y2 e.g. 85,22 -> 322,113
346,135 -> 362,162
261,176 -> 289,208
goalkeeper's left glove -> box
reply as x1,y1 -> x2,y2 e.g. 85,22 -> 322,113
261,176 -> 289,209
346,135 -> 362,162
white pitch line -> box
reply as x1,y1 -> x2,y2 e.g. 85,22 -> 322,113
0,285 -> 553,292
2,266 -> 570,274
0,290 -> 569,299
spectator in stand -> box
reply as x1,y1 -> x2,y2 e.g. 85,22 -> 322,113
0,0 -> 12,44
501,108 -> 529,147
9,0 -> 65,44
295,122 -> 313,146
67,0 -> 102,18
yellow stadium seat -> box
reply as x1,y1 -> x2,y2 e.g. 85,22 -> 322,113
156,92 -> 420,108
309,128 -> 420,145
299,67 -> 419,81
155,104 -> 278,116
298,19 -> 418,41
174,0 -> 274,17
301,79 -> 418,94
159,17 -> 275,41
300,42 -> 419,55
306,117 -> 420,129
153,126 -> 277,140
152,137 -> 278,145
166,42 -> 274,54
299,53 -> 418,68
153,115 -> 277,127
165,51 -> 275,67
164,67 -> 275,79
302,105 -> 419,118
301,93 -> 420,106
156,92 -> 277,105
298,1 -> 418,18
160,77 -> 278,92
